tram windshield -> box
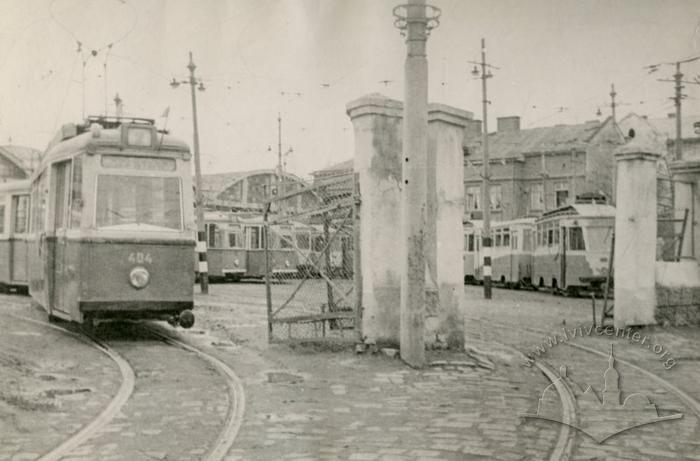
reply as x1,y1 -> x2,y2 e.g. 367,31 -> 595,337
585,225 -> 613,252
96,175 -> 182,230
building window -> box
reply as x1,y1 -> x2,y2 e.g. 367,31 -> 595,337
466,186 -> 481,211
530,184 -> 544,211
555,181 -> 569,207
490,185 -> 503,210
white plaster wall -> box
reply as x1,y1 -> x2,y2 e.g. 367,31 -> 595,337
614,149 -> 660,328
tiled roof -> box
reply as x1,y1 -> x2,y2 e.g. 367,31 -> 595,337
464,119 -> 611,160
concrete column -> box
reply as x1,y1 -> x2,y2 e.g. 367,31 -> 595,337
396,0 -> 433,368
614,141 -> 662,328
426,104 -> 472,349
347,94 -> 403,345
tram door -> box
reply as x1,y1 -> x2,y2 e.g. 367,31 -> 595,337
48,161 -> 71,315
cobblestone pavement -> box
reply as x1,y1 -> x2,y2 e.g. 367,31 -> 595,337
463,285 -> 700,460
0,296 -> 120,461
3,284 -> 700,460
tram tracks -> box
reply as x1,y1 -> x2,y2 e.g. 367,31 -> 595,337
468,315 -> 700,461
8,313 -> 245,461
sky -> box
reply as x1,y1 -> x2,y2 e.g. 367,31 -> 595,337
0,0 -> 699,178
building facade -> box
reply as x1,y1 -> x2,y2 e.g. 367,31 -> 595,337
463,116 -> 625,222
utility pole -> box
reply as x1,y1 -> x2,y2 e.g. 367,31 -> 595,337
393,0 -> 440,367
171,52 -> 208,294
470,39 -> 497,299
674,63 -> 683,160
609,83 -> 617,124
651,55 -> 700,160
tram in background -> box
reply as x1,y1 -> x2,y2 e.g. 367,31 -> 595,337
0,180 -> 31,293
532,203 -> 615,295
203,212 -> 298,281
27,116 -> 197,328
463,218 -> 535,287
291,222 -> 351,278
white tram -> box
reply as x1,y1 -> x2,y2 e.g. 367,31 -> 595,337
463,218 -> 536,287
531,203 -> 615,295
0,180 -> 31,292
28,116 -> 197,328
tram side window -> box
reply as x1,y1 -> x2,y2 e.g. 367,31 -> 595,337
13,196 -> 29,234
31,174 -> 47,232
547,226 -> 554,246
208,223 -> 220,248
503,228 -> 510,247
495,231 -> 502,247
279,233 -> 293,249
523,229 -> 533,251
468,234 -> 475,252
296,232 -> 310,250
511,232 -> 518,250
312,234 -> 325,252
464,234 -> 469,252
0,204 -> 5,234
70,156 -> 82,228
248,226 -> 264,250
228,231 -> 243,249
569,226 -> 585,251
554,227 -> 560,245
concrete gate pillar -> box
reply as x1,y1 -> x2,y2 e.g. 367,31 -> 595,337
426,104 -> 472,348
614,141 -> 662,328
347,94 -> 403,345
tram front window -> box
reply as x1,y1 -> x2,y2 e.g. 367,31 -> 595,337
96,175 -> 181,230
585,226 -> 613,252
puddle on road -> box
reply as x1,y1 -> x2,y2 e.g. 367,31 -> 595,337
266,371 -> 304,384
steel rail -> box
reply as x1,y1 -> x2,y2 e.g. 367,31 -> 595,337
145,327 -> 246,461
470,316 -> 700,422
465,323 -> 577,461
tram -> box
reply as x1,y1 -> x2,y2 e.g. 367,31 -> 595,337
291,222 -> 351,278
0,180 -> 31,293
532,203 -> 615,295
463,218 -> 535,287
203,212 -> 298,281
27,116 -> 197,328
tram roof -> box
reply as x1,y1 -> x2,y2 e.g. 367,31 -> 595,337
42,117 -> 189,164
539,203 -> 616,221
0,178 -> 30,193
463,217 -> 536,229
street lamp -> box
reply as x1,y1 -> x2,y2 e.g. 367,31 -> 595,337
171,51 -> 209,294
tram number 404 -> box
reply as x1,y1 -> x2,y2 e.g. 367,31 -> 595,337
128,252 -> 153,264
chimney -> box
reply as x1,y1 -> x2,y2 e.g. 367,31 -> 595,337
464,119 -> 483,139
497,116 -> 520,132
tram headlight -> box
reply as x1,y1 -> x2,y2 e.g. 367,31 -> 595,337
129,266 -> 150,289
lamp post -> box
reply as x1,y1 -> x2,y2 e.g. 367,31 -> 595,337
171,51 -> 208,294
470,39 -> 498,300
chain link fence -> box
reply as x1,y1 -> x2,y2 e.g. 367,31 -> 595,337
264,173 -> 360,343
